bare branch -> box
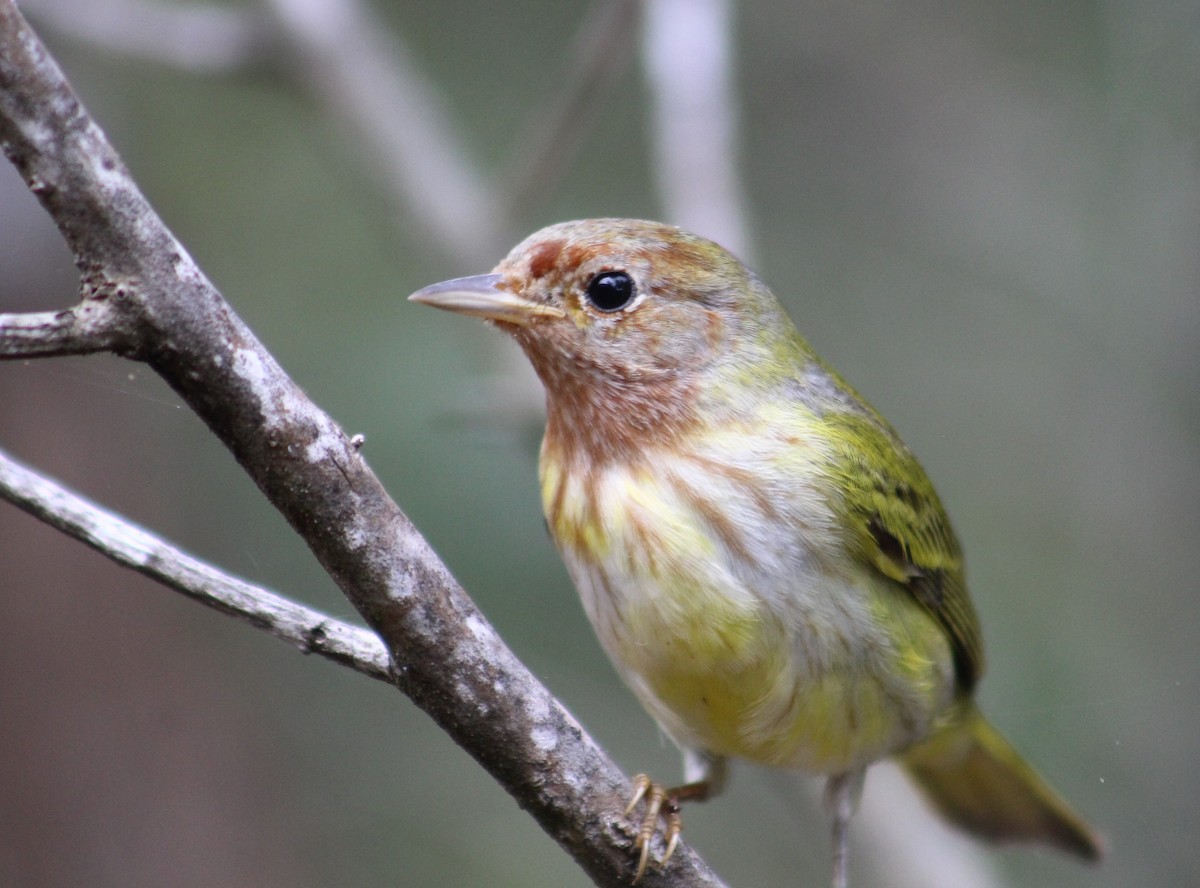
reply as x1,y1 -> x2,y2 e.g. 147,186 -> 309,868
0,3 -> 726,885
0,445 -> 392,682
0,303 -> 127,358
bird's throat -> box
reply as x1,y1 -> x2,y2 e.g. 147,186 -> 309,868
530,351 -> 702,466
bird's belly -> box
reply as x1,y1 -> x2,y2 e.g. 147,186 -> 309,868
564,547 -> 953,776
544,453 -> 954,775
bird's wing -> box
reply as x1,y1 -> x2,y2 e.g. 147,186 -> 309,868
820,406 -> 985,691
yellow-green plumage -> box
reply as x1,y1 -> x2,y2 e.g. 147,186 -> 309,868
410,218 -> 1103,881
541,405 -> 955,776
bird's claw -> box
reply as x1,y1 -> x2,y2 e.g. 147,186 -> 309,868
625,774 -> 683,882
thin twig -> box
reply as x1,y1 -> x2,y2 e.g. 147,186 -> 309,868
0,446 -> 392,681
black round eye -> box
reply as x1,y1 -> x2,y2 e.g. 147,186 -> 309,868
584,271 -> 636,312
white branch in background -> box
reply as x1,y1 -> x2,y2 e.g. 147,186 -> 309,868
263,0 -> 509,265
0,446 -> 391,682
19,0 -> 264,72
642,0 -> 753,262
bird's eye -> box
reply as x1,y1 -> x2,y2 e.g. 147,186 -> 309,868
584,271 -> 637,312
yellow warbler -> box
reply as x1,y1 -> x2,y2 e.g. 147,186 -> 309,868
411,219 -> 1102,886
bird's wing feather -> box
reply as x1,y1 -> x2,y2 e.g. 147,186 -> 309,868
819,400 -> 985,691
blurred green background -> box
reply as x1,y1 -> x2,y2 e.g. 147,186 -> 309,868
1,1 -> 1196,886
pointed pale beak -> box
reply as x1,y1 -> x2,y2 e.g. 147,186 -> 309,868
408,273 -> 564,325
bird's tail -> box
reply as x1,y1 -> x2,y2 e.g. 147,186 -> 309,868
898,703 -> 1104,861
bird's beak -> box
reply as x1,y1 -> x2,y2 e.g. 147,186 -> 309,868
408,273 -> 564,326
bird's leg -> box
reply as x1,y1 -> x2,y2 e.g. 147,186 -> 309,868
824,770 -> 866,888
625,751 -> 727,882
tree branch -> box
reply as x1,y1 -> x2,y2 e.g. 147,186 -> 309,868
0,4 -> 726,886
0,301 -> 130,357
0,445 -> 392,682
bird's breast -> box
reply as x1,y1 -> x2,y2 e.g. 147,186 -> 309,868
540,427 -> 953,772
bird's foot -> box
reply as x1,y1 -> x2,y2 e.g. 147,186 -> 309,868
625,774 -> 683,882
625,773 -> 717,881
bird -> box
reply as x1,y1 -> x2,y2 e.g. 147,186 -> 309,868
409,218 -> 1103,886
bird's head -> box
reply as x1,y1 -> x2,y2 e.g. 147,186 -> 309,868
410,218 -> 805,461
